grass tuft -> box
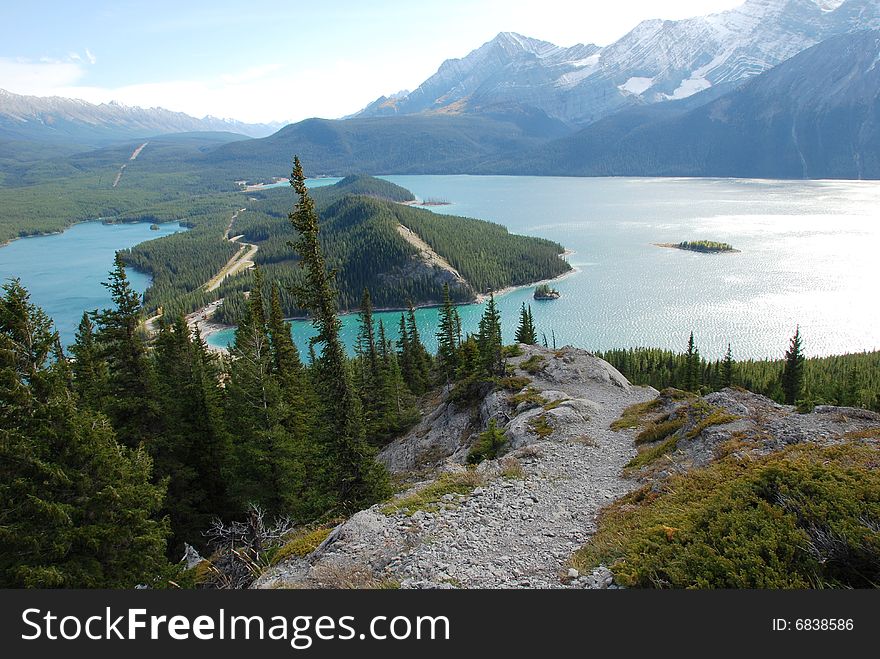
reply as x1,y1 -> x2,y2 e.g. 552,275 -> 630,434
381,471 -> 484,516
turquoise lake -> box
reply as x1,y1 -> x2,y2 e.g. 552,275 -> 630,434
0,221 -> 186,344
210,176 -> 880,360
2,176 -> 879,359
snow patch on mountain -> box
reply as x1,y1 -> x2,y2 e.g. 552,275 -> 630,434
357,0 -> 880,124
618,77 -> 654,96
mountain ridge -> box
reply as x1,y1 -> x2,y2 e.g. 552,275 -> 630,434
0,88 -> 283,146
357,0 -> 880,125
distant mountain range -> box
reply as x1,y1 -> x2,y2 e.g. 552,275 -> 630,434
3,0 -> 880,181
0,89 -> 282,146
499,29 -> 880,179
357,0 -> 879,126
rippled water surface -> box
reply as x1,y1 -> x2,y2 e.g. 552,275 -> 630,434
214,176 -> 880,360
2,176 -> 877,359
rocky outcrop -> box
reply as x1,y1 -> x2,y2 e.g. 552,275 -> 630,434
258,346 -> 657,589
256,347 -> 879,590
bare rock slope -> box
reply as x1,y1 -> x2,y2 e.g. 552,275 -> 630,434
256,345 -> 657,589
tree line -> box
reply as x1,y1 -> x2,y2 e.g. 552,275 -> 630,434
0,158 -> 544,588
599,327 -> 880,411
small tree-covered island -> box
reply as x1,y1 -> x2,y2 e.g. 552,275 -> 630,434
533,283 -> 561,300
656,240 -> 738,253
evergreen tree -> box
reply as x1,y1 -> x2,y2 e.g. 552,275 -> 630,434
722,343 -> 734,388
396,312 -> 414,391
457,335 -> 481,380
267,282 -> 304,384
406,303 -> 432,393
153,316 -> 233,552
69,311 -> 109,411
355,288 -> 383,436
436,283 -> 459,382
477,294 -> 504,376
374,319 -> 418,439
781,326 -> 806,405
225,276 -> 311,517
684,331 -> 701,392
288,156 -> 389,509
515,302 -> 538,345
0,280 -> 169,587
92,253 -> 161,448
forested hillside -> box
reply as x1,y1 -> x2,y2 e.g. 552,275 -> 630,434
119,174 -> 570,324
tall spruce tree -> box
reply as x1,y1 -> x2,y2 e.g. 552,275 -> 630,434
93,253 -> 161,449
288,156 -> 389,510
684,331 -> 701,392
436,283 -> 459,382
153,316 -> 233,552
355,288 -> 384,437
373,319 -> 418,440
515,302 -> 538,345
225,271 -> 313,518
406,303 -> 432,394
69,311 -> 109,411
781,326 -> 805,405
0,280 -> 169,587
477,294 -> 504,376
722,343 -> 734,388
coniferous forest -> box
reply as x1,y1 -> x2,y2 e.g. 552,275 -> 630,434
119,174 -> 571,325
0,158 -> 521,588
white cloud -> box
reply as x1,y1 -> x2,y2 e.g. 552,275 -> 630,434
47,58 -> 405,124
85,48 -> 97,65
0,57 -> 86,95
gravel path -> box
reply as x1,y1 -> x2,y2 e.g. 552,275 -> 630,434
256,346 -> 656,589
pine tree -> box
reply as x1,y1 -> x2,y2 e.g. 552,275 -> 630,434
225,276 -> 310,517
69,311 -> 109,410
0,280 -> 169,587
374,319 -> 418,439
781,326 -> 805,405
436,283 -> 459,382
267,282 -> 304,384
396,312 -> 414,390
93,253 -> 161,449
477,294 -> 504,376
515,302 -> 538,345
288,156 -> 389,509
684,331 -> 701,392
355,288 -> 382,435
153,315 -> 233,552
722,343 -> 734,388
406,303 -> 432,393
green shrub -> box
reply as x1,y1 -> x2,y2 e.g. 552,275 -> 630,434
685,408 -> 739,439
610,399 -> 662,430
511,387 -> 546,408
467,419 -> 507,464
527,414 -> 554,438
574,444 -> 880,588
636,416 -> 685,445
626,436 -> 679,469
520,355 -> 546,374
502,345 -> 524,358
382,471 -> 484,515
272,527 -> 333,564
498,375 -> 531,391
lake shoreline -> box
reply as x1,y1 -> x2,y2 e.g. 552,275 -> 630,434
195,251 -> 578,353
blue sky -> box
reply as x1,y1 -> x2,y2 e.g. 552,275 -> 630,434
0,0 -> 744,123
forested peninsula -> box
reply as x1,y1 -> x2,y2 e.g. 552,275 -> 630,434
121,175 -> 571,325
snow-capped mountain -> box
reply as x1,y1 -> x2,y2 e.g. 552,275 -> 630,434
511,28 -> 880,179
0,89 -> 283,144
357,0 -> 880,125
